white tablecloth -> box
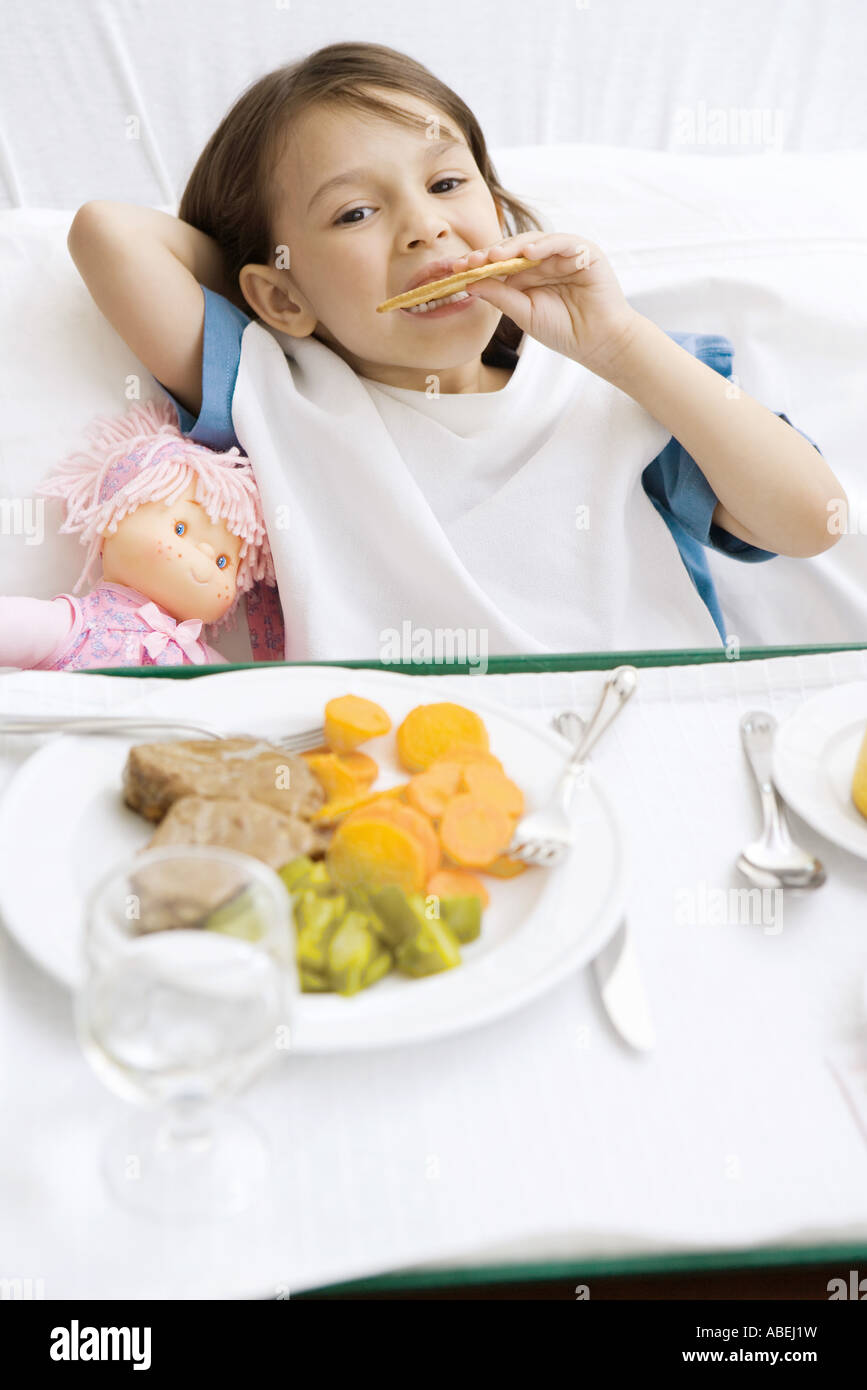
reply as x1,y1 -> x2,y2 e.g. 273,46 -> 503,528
2,652 -> 867,1299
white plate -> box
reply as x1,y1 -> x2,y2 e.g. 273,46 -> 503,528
0,667 -> 626,1053
772,681 -> 867,859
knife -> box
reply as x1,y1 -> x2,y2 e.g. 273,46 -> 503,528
552,710 -> 655,1053
591,919 -> 656,1053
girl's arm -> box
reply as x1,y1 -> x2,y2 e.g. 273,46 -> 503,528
457,233 -> 844,558
67,201 -> 234,421
595,315 -> 845,558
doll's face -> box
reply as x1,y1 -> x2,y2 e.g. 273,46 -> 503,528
100,483 -> 243,623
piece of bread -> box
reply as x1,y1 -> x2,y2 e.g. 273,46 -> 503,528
377,256 -> 540,313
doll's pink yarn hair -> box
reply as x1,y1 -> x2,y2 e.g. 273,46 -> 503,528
36,397 -> 276,631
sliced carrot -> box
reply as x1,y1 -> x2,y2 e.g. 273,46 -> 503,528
481,854 -> 528,878
396,703 -> 489,773
302,747 -> 377,785
345,802 -> 440,878
310,782 -> 409,823
338,750 -> 378,787
304,752 -> 365,803
461,764 -> 524,817
438,794 -> 513,869
429,744 -> 504,776
310,799 -> 353,824
324,695 -> 392,753
327,818 -> 426,894
406,761 -> 462,819
427,868 -> 490,909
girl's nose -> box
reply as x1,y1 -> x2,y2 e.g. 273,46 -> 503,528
196,541 -> 215,559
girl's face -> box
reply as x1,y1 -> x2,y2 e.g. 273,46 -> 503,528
255,89 -> 506,390
100,483 -> 242,623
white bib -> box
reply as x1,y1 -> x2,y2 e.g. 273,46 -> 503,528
230,323 -> 723,660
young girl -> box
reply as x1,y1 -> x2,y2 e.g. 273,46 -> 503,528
67,42 -> 843,661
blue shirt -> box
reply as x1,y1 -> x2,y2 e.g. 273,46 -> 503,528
156,288 -> 822,645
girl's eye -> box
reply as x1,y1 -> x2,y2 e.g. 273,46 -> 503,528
336,206 -> 372,226
216,555 -> 228,570
334,178 -> 466,225
174,521 -> 185,536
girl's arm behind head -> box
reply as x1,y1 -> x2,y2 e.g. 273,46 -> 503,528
67,201 -> 232,421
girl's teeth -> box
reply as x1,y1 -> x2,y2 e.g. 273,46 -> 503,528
405,290 -> 470,314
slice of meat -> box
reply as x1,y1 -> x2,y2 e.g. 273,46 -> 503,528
122,738 -> 325,822
130,797 -> 320,933
145,794 -> 317,867
128,855 -> 248,933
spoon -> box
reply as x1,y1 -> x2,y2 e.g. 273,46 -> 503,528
737,710 -> 826,890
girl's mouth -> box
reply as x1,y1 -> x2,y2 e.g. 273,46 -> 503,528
399,290 -> 477,319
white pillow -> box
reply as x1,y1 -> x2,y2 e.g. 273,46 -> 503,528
491,145 -> 867,646
2,147 -> 865,656
0,207 -> 253,663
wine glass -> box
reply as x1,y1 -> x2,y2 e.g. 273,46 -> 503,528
76,845 -> 294,1221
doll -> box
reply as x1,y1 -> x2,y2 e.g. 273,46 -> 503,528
0,397 -> 277,671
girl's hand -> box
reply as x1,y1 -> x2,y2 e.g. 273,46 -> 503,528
450,232 -> 641,375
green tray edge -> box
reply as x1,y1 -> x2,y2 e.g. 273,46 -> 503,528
82,639 -> 867,1290
84,639 -> 867,680
296,1239 -> 867,1297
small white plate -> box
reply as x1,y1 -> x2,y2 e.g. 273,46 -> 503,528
0,666 -> 626,1053
772,681 -> 867,859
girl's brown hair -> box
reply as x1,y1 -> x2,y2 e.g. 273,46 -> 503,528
178,41 -> 545,362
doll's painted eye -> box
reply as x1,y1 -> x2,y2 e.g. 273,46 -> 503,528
216,555 -> 228,570
174,521 -> 186,536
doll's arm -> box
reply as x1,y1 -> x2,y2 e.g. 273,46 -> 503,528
0,596 -> 76,668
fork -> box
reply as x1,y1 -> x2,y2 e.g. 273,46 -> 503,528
0,713 -> 327,754
508,666 -> 638,866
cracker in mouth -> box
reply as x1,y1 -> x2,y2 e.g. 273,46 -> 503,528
377,256 -> 540,313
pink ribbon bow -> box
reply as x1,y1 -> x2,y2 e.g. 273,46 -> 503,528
137,602 -> 206,665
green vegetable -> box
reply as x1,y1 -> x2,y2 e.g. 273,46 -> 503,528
439,895 -> 482,944
300,862 -> 332,893
395,917 -> 462,977
361,947 -> 394,989
369,885 -> 429,947
205,889 -> 267,943
327,910 -> 378,996
281,867 -> 477,995
278,856 -> 317,892
294,891 -> 346,973
294,889 -> 346,932
345,884 -> 392,948
299,967 -> 332,992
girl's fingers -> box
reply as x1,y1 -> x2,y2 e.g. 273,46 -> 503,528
451,235 -> 591,274
450,248 -> 493,270
522,238 -> 592,267
450,236 -> 540,270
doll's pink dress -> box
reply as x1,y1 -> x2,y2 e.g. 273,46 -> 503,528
8,580 -> 227,670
